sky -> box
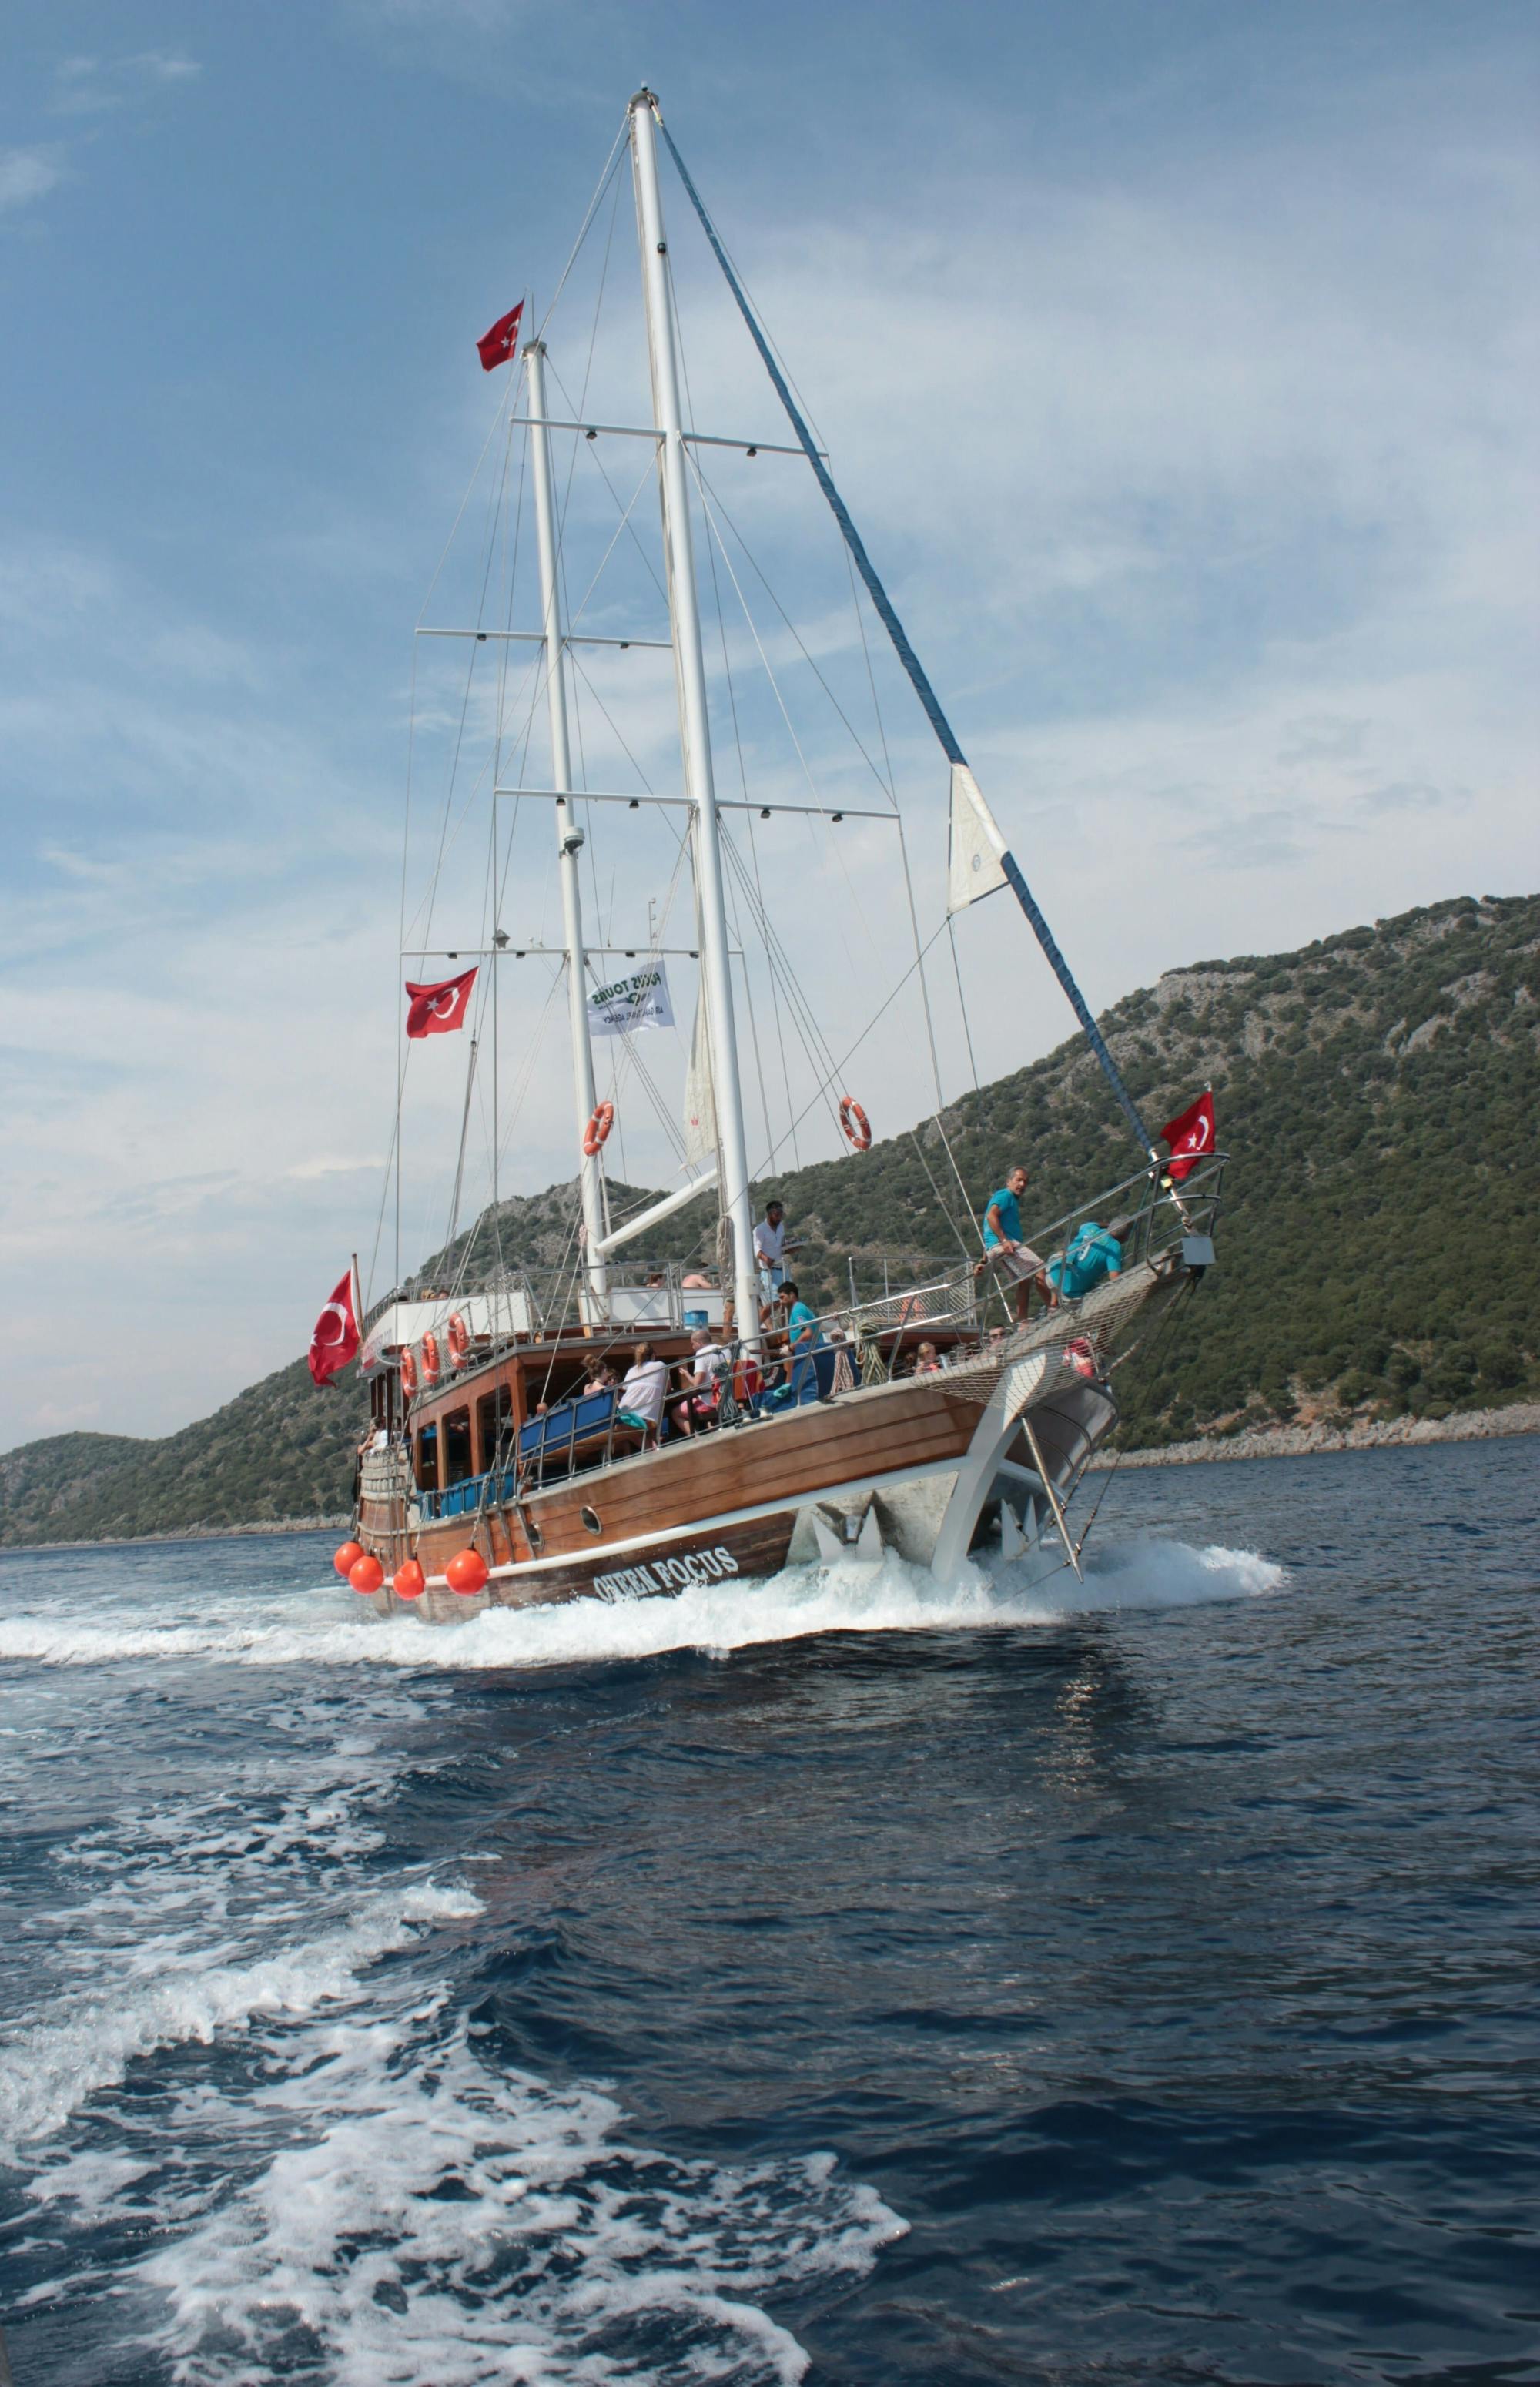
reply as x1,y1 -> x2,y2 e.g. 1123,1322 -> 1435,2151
2,0 -> 1536,1453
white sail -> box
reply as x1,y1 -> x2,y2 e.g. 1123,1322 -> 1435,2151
682,986 -> 718,1169
946,763 -> 1009,915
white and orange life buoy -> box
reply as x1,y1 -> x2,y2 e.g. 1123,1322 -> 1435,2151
419,1331 -> 441,1388
446,1311 -> 470,1368
839,1094 -> 872,1152
398,1346 -> 417,1398
582,1101 -> 615,1157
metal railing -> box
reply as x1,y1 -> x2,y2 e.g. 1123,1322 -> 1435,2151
396,1154 -> 1227,1523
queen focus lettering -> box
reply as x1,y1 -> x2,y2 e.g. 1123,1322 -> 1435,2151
592,1544 -> 738,1602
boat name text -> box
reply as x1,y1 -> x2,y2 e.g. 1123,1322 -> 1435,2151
593,1545 -> 738,1601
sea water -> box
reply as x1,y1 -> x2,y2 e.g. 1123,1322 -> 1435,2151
0,1437 -> 1534,2384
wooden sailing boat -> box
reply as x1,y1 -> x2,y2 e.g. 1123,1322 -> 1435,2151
344,89 -> 1225,1621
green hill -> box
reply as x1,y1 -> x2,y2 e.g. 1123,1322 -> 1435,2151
3,892 -> 1535,1545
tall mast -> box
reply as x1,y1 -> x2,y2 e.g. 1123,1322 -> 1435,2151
523,336 -> 609,1322
629,90 -> 761,1351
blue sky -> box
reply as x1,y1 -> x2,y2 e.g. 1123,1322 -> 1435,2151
2,1 -> 1536,1450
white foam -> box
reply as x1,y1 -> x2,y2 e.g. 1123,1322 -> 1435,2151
0,1882 -> 480,2157
1006,1535 -> 1288,1615
0,1537 -> 1285,1680
130,2008 -> 906,2385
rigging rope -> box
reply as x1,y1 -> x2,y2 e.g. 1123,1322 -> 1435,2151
653,108 -> 1157,1163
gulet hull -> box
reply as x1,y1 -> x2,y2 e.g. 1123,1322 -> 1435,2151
353,1260 -> 1191,1622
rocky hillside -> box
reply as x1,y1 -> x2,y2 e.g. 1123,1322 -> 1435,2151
2,893 -> 1535,1544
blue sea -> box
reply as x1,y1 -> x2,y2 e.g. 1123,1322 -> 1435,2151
1,1438 -> 1535,2385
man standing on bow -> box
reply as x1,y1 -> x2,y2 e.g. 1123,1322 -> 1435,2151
979,1163 -> 1055,1326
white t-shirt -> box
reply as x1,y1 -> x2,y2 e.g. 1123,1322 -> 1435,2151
694,1341 -> 733,1385
754,1215 -> 786,1267
619,1359 -> 668,1425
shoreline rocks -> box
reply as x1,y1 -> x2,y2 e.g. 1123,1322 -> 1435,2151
1096,1403 -> 1540,1470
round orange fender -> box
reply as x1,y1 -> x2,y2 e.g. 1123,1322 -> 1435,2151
582,1100 -> 614,1157
398,1346 -> 417,1398
839,1094 -> 872,1152
446,1311 -> 470,1368
393,1558 -> 426,1602
446,1548 -> 489,1597
333,1540 -> 364,1579
348,1552 -> 384,1595
419,1332 -> 441,1388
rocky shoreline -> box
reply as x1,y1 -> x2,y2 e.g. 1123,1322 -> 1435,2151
3,1516 -> 348,1556
1098,1403 -> 1540,1470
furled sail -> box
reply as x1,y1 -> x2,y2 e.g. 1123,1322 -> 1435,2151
682,986 -> 718,1169
946,764 -> 1009,916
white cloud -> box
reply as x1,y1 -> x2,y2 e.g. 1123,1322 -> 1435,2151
51,52 -> 202,115
0,149 -> 65,211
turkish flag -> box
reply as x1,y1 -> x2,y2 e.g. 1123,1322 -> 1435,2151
404,966 -> 477,1039
477,300 -> 524,372
309,1266 -> 360,1387
1160,1089 -> 1217,1183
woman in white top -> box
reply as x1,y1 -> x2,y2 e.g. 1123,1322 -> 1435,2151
618,1342 -> 670,1446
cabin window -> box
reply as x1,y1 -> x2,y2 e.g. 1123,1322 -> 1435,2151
413,1423 -> 439,1491
476,1384 -> 514,1474
443,1408 -> 474,1485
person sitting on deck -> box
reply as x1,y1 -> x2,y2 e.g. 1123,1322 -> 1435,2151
978,1164 -> 1055,1325
581,1361 -> 618,1398
913,1341 -> 942,1378
1046,1217 -> 1133,1302
671,1328 -> 732,1436
617,1343 -> 669,1447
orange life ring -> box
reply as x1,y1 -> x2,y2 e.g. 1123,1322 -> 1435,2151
398,1346 -> 417,1398
582,1100 -> 615,1157
446,1311 -> 470,1368
839,1094 -> 872,1152
419,1331 -> 441,1387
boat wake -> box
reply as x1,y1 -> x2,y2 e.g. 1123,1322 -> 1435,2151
3,1751 -> 902,2385
0,1538 -> 1285,1677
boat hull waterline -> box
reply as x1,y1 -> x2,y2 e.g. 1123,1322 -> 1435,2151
357,1262 -> 1192,1620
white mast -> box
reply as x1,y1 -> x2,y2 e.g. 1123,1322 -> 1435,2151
629,89 -> 761,1352
523,336 -> 609,1323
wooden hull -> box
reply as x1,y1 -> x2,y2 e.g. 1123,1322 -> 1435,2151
360,1374 -> 985,1619
353,1257 -> 1194,1623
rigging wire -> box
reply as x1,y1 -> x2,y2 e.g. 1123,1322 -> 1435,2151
692,456 -> 778,1180
686,461 -> 885,1000
689,467 -> 898,804
532,116 -> 631,345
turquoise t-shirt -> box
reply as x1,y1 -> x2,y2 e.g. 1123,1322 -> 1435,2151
981,1187 -> 1022,1250
786,1300 -> 820,1351
1047,1223 -> 1123,1299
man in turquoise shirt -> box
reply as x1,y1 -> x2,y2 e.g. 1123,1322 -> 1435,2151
776,1281 -> 829,1404
979,1162 -> 1053,1324
1047,1217 -> 1132,1301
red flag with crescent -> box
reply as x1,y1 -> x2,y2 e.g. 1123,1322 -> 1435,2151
1160,1088 -> 1217,1183
476,299 -> 524,372
308,1265 -> 360,1387
404,966 -> 477,1040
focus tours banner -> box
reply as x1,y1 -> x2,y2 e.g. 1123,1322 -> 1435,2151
587,961 -> 675,1038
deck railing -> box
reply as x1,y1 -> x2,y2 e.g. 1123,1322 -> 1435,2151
395,1153 -> 1227,1524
